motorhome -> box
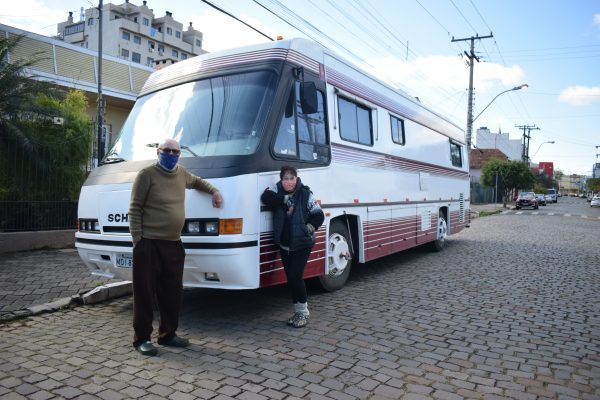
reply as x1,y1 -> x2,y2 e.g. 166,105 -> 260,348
76,38 -> 470,291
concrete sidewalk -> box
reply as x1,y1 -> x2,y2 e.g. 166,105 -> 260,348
0,248 -> 121,321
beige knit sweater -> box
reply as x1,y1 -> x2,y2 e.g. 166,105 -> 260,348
129,163 -> 217,244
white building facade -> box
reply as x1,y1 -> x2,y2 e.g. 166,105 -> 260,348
57,0 -> 205,68
475,127 -> 522,161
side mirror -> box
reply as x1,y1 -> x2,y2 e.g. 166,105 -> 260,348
300,82 -> 318,114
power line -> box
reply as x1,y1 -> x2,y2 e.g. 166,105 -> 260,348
201,0 -> 274,41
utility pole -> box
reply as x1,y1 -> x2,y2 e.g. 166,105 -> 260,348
452,33 -> 493,148
96,0 -> 104,166
515,124 -> 540,165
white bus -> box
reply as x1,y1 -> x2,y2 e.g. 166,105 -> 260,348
76,38 -> 470,291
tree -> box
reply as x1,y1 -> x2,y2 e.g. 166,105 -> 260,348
481,159 -> 535,207
0,35 -> 92,201
587,178 -> 600,193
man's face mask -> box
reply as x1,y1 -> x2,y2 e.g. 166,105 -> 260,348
158,151 -> 179,170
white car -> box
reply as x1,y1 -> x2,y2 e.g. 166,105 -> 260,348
591,195 -> 600,207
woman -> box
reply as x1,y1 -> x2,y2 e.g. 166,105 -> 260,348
261,166 -> 324,328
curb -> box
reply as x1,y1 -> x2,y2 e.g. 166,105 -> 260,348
0,281 -> 131,323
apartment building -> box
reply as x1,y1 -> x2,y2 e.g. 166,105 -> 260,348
57,0 -> 206,68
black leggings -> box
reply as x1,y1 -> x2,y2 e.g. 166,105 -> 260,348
280,246 -> 312,304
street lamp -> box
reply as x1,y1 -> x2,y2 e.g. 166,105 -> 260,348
532,140 -> 555,157
467,84 -> 528,147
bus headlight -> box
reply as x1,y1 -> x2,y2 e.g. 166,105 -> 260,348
205,221 -> 219,234
79,219 -> 100,233
182,219 -> 242,235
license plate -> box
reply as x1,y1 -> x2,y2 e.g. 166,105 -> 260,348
115,253 -> 133,268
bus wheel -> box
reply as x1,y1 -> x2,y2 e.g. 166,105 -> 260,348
318,220 -> 352,292
430,212 -> 447,252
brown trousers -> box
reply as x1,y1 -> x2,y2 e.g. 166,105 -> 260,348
132,238 -> 185,347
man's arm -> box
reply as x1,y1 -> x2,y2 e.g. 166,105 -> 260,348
186,170 -> 222,208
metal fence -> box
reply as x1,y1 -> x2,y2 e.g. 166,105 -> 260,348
470,181 -> 498,204
0,129 -> 93,232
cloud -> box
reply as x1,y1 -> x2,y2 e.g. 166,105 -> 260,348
594,14 -> 600,26
0,0 -> 68,36
559,86 -> 600,106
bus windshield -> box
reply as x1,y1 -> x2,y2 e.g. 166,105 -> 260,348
105,70 -> 278,161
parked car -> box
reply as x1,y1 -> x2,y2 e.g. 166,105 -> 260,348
535,193 -> 546,206
591,195 -> 600,207
516,192 -> 538,210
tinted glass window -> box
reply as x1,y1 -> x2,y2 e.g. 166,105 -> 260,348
391,115 -> 405,145
338,97 -> 372,145
450,142 -> 462,167
273,81 -> 329,164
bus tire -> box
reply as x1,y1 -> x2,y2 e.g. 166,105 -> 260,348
317,220 -> 353,292
430,212 -> 447,252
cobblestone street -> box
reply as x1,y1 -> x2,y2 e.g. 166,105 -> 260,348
1,212 -> 599,399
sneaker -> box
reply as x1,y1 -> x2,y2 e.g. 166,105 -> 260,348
286,312 -> 300,326
291,312 -> 309,328
158,335 -> 190,348
135,341 -> 158,356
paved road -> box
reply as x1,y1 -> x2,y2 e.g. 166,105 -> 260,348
1,210 -> 599,399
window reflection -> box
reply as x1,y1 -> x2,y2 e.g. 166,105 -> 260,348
107,71 -> 277,160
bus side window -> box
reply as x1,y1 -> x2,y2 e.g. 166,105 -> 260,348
273,88 -> 298,156
297,84 -> 328,163
273,81 -> 330,164
338,97 -> 373,146
450,141 -> 462,167
391,115 -> 405,145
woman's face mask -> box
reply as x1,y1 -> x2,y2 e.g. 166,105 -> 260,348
282,174 -> 297,192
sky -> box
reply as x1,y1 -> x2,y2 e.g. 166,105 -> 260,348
2,0 -> 600,176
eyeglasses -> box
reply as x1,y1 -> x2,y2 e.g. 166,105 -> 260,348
159,148 -> 181,155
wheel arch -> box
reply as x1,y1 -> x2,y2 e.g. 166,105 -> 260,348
328,213 -> 362,264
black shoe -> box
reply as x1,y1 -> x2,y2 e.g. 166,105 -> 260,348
158,335 -> 190,348
135,341 -> 157,356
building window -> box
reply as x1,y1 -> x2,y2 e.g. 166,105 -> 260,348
146,57 -> 154,66
450,141 -> 463,167
87,18 -> 94,26
133,35 -> 141,44
148,41 -> 155,51
121,48 -> 129,59
181,53 -> 187,60
195,39 -> 201,47
390,115 -> 405,145
64,22 -> 84,36
166,27 -> 172,35
158,45 -> 164,55
122,31 -> 130,40
157,26 -> 162,33
338,97 -> 373,146
176,31 -> 181,39
143,17 -> 149,26
172,49 -> 178,58
134,17 -> 138,23
132,52 -> 141,63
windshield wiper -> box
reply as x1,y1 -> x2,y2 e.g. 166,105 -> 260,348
100,156 -> 126,165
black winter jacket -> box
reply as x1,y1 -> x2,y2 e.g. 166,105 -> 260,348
261,178 -> 324,251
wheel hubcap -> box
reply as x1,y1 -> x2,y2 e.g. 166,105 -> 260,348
328,233 -> 350,277
438,217 -> 447,240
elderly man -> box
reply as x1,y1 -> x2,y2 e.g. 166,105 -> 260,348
129,138 -> 223,356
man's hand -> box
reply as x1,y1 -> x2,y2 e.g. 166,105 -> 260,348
212,191 -> 223,208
